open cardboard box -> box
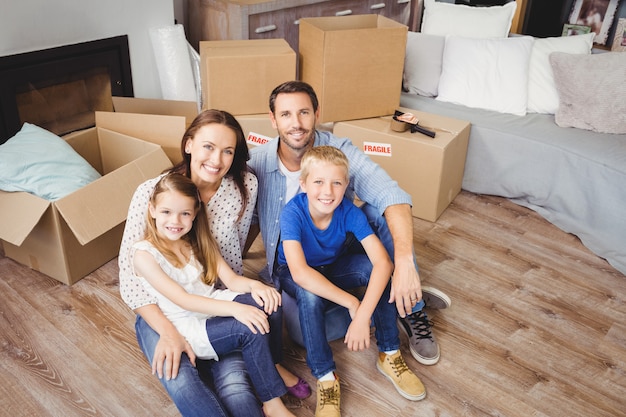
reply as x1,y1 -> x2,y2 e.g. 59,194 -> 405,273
112,96 -> 198,127
0,127 -> 172,285
98,102 -> 191,165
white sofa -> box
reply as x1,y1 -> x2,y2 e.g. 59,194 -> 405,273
400,14 -> 626,274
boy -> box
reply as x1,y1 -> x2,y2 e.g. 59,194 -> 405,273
276,146 -> 425,417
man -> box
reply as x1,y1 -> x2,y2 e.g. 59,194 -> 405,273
246,81 -> 450,414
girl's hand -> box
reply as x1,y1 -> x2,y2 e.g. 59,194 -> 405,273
344,316 -> 371,352
232,302 -> 270,334
249,281 -> 282,315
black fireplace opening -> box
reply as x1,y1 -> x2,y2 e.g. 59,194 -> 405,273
0,35 -> 133,144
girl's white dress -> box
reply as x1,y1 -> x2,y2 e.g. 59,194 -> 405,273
132,240 -> 240,360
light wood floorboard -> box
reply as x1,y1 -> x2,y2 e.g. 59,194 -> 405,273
1,191 -> 625,417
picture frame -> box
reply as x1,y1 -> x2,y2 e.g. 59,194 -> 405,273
562,23 -> 592,36
568,0 -> 622,45
612,18 -> 626,51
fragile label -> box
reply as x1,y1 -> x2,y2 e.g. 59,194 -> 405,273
363,141 -> 392,157
247,132 -> 273,146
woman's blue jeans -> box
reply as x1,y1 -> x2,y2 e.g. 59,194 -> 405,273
277,249 -> 400,380
135,315 -> 262,417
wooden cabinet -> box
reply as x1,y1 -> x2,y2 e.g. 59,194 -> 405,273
188,0 -> 413,53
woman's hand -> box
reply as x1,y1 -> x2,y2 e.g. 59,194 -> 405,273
249,280 -> 282,315
152,328 -> 197,380
231,302 -> 271,334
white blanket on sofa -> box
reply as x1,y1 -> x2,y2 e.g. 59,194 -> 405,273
400,93 -> 626,276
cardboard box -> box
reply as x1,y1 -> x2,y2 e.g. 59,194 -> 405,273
0,128 -> 172,285
235,113 -> 276,148
112,96 -> 198,127
96,109 -> 187,165
299,14 -> 407,123
235,113 -> 337,149
334,109 -> 471,222
200,39 -> 296,115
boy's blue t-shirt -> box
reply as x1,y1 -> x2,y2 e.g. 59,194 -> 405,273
277,193 -> 374,267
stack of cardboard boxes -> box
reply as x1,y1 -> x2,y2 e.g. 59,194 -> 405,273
0,14 -> 470,285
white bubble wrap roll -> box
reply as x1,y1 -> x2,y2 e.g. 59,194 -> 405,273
150,24 -> 197,102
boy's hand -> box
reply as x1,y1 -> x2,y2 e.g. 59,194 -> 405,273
249,281 -> 281,314
232,303 -> 270,334
344,316 -> 371,351
346,296 -> 361,320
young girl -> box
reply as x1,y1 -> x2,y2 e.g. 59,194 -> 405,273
131,173 -> 295,417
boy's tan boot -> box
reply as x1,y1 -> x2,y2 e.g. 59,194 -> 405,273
376,351 -> 426,401
315,375 -> 341,417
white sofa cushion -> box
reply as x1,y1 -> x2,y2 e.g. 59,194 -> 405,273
437,35 -> 534,116
402,32 -> 446,97
527,33 -> 595,114
421,0 -> 517,38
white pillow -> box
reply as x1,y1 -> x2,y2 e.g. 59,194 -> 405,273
437,35 -> 535,116
527,33 -> 595,114
421,0 -> 517,38
403,32 -> 446,97
0,123 -> 101,201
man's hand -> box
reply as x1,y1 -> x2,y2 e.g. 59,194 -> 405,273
152,330 -> 196,380
388,255 -> 422,317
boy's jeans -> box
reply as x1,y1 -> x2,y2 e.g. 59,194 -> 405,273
278,249 -> 400,379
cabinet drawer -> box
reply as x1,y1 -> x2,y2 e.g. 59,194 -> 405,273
366,0 -> 412,24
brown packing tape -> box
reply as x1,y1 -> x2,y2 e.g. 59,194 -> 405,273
390,118 -> 409,132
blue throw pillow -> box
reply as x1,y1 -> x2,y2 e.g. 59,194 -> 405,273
0,123 -> 102,201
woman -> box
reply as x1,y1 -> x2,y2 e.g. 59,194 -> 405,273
119,110 -> 307,417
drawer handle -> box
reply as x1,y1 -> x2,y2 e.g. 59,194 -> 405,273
255,24 -> 277,34
397,0 -> 410,3
335,9 -> 353,16
370,3 -> 386,9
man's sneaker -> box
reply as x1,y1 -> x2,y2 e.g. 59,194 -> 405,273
398,310 -> 440,365
422,286 -> 451,309
315,376 -> 341,417
376,351 -> 426,401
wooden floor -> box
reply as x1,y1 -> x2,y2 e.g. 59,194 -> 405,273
1,191 -> 625,417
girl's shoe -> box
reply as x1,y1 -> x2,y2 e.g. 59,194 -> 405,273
286,377 -> 312,399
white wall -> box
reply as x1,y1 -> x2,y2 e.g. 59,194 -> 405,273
0,0 -> 176,99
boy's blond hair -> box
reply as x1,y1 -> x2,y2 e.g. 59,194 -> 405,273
300,146 -> 349,182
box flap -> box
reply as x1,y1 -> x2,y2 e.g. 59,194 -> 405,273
0,191 -> 50,246
112,97 -> 198,126
55,146 -> 171,246
54,130 -> 172,246
95,111 -> 186,164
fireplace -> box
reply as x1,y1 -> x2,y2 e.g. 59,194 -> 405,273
0,35 -> 133,144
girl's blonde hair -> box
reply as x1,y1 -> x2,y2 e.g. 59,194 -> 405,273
145,173 -> 219,285
300,146 -> 349,182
